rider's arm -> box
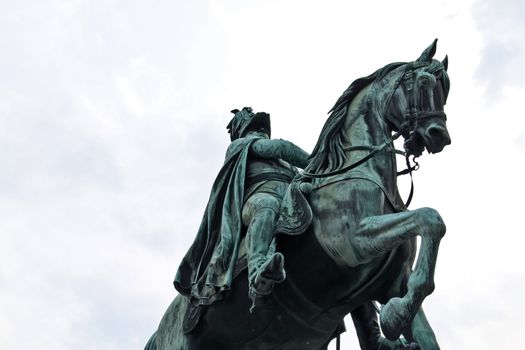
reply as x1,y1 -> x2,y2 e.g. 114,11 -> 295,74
250,139 -> 310,169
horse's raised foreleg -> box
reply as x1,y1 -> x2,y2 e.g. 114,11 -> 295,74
351,207 -> 446,341
380,235 -> 441,340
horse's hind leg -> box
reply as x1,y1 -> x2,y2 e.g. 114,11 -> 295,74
350,207 -> 446,341
351,302 -> 383,349
351,302 -> 416,350
402,307 -> 439,350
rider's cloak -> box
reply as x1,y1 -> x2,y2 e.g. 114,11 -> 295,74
174,134 -> 262,306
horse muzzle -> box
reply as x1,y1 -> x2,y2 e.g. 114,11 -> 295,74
418,124 -> 451,154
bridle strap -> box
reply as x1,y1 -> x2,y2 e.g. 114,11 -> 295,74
401,110 -> 447,134
343,145 -> 405,155
400,154 -> 419,208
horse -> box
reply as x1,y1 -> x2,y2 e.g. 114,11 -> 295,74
146,39 -> 451,350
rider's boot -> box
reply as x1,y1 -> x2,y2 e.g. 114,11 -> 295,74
249,252 -> 286,312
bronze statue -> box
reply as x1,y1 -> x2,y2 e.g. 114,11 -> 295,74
174,107 -> 310,311
146,39 -> 451,350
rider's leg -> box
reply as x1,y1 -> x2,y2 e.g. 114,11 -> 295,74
242,192 -> 285,302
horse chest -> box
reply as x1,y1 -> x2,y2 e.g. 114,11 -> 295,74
310,179 -> 390,266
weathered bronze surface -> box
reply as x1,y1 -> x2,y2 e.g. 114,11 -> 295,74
174,106 -> 310,311
146,39 -> 451,350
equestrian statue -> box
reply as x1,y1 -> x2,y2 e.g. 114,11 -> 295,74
145,39 -> 451,350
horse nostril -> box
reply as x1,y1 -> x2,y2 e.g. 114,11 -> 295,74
428,126 -> 441,138
426,125 -> 451,152
428,126 -> 450,143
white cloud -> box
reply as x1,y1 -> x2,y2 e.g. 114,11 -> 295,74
1,0 -> 524,349
473,0 -> 525,92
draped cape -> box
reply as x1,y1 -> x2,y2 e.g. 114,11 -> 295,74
174,135 -> 262,306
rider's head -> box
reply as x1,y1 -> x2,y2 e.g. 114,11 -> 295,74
227,107 -> 271,141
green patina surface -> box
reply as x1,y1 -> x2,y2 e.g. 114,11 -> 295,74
147,40 -> 451,350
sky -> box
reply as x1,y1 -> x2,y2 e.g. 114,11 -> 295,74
1,0 -> 524,349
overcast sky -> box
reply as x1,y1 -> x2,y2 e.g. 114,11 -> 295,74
1,0 -> 524,349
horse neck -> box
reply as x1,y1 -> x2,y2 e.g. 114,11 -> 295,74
342,85 -> 398,195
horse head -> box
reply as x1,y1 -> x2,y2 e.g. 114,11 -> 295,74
381,39 -> 451,157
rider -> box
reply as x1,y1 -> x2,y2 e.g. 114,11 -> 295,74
174,107 -> 310,310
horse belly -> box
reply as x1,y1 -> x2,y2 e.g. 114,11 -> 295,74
193,272 -> 337,349
241,311 -> 336,350
191,271 -> 280,348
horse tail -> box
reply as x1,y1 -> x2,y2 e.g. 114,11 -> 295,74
144,331 -> 157,350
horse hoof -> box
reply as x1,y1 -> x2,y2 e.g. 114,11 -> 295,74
380,297 -> 408,340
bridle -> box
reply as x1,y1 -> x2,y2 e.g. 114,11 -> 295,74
398,66 -> 447,140
300,66 -> 447,207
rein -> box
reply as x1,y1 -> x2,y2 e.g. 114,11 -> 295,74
301,130 -> 419,208
301,131 -> 403,179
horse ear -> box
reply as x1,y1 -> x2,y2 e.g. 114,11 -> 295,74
442,55 -> 449,71
417,38 -> 438,63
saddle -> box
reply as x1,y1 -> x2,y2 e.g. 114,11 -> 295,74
182,180 -> 313,334
275,180 -> 313,235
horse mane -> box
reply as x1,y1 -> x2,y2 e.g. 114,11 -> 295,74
305,62 -> 406,175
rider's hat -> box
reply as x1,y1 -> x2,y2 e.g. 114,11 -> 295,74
226,107 -> 271,141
